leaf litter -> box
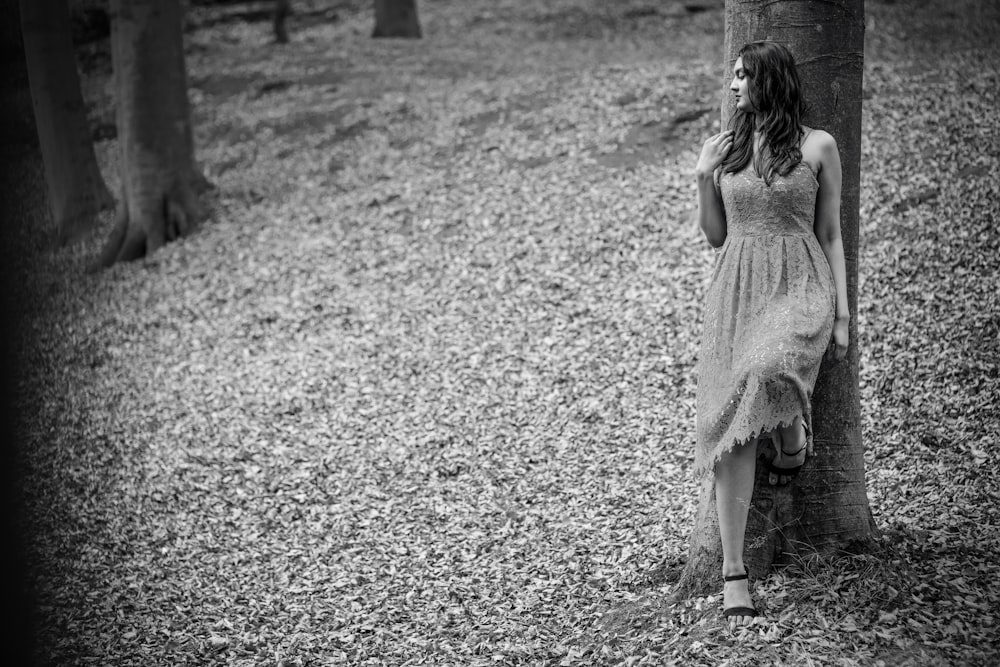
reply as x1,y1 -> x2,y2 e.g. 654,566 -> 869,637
9,0 -> 1000,665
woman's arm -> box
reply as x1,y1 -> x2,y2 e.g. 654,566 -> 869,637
695,130 -> 733,248
811,130 -> 850,360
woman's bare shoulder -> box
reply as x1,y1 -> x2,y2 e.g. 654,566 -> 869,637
802,127 -> 837,151
801,127 -> 838,171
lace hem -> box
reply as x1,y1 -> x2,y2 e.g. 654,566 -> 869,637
692,408 -> 815,480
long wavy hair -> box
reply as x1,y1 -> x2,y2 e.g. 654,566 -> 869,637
721,41 -> 807,185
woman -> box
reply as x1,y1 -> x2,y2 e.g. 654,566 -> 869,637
692,41 -> 851,631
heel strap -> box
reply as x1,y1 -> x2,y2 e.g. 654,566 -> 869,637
781,444 -> 807,457
723,573 -> 748,582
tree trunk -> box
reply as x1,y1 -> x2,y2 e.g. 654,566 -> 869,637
677,0 -> 876,598
20,0 -> 114,245
372,0 -> 422,38
1,0 -> 35,155
97,0 -> 208,269
273,0 -> 291,44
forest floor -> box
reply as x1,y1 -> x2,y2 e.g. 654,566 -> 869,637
9,0 -> 1000,665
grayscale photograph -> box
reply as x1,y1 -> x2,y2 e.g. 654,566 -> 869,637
2,0 -> 997,665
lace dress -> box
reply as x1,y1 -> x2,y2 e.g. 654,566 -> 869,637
693,161 -> 835,478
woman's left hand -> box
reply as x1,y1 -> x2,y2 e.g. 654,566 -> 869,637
829,316 -> 849,361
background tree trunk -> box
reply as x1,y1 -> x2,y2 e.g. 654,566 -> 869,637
273,0 -> 291,44
20,0 -> 114,245
677,0 -> 876,598
98,0 -> 208,268
372,0 -> 422,38
1,3 -> 39,658
1,0 -> 35,155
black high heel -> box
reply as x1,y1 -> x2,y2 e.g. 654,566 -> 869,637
722,573 -> 758,623
765,443 -> 807,483
765,422 -> 808,485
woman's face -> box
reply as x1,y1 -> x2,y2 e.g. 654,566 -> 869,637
730,57 -> 752,112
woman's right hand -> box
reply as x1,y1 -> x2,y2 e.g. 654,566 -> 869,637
695,130 -> 734,176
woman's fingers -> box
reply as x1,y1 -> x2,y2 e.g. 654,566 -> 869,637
708,130 -> 734,144
828,336 -> 848,362
716,132 -> 734,154
706,134 -> 733,158
698,131 -> 734,171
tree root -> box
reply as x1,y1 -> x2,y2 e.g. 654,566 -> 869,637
91,174 -> 207,271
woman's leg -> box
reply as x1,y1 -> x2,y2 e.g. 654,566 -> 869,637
767,416 -> 807,486
715,440 -> 758,629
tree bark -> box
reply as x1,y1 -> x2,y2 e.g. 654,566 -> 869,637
273,0 -> 291,44
372,0 -> 422,38
97,0 -> 208,269
1,0 -> 35,155
20,0 -> 114,245
677,0 -> 876,598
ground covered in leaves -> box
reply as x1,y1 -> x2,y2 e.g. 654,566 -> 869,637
11,0 -> 1000,665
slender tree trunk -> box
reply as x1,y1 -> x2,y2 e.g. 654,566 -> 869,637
97,0 -> 208,269
2,0 -> 35,154
372,0 -> 422,38
677,0 -> 875,598
273,0 -> 291,44
20,0 -> 114,245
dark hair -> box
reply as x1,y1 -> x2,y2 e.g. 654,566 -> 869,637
721,41 -> 806,185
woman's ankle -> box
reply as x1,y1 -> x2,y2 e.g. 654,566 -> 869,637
778,418 -> 807,455
722,562 -> 747,578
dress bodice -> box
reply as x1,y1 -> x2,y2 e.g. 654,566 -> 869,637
719,162 -> 818,238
